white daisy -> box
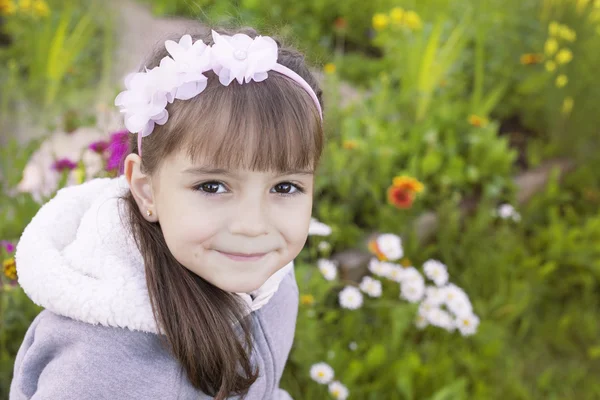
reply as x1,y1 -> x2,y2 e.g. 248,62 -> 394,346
318,259 -> 338,281
328,381 -> 349,400
348,342 -> 358,351
386,265 -> 405,283
310,362 -> 334,384
415,312 -> 429,329
400,275 -> 425,303
427,308 -> 455,332
359,276 -> 382,298
400,266 -> 423,283
424,286 -> 445,306
309,218 -> 332,236
375,233 -> 404,261
368,258 -> 392,278
418,298 -> 436,316
318,241 -> 331,253
496,203 -> 521,222
423,259 -> 449,287
441,284 -> 473,317
456,313 -> 480,336
447,296 -> 473,318
339,286 -> 363,310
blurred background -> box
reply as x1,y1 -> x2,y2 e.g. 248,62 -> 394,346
1,0 -> 599,398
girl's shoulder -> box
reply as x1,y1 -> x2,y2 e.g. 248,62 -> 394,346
10,309 -> 203,400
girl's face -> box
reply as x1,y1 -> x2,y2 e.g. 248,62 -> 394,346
127,149 -> 314,293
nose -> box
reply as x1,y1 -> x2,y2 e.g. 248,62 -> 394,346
228,196 -> 269,237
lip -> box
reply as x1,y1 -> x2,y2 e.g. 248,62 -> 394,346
216,250 -> 268,262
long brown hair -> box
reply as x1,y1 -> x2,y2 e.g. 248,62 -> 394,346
122,27 -> 324,398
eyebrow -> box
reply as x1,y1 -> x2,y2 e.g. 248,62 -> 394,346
182,167 -> 314,177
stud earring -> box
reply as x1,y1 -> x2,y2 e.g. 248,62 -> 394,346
146,209 -> 153,217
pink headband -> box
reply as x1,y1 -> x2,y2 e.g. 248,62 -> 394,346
114,31 -> 323,156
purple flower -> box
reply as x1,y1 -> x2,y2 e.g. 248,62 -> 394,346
106,130 -> 130,174
52,158 -> 77,172
0,240 -> 15,253
89,140 -> 109,154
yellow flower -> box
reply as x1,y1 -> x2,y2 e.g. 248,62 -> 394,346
556,74 -> 568,88
556,48 -> 573,64
545,60 -> 557,72
549,21 -> 560,36
3,257 -> 17,280
300,294 -> 315,306
544,38 -> 559,56
520,53 -> 544,65
390,7 -> 404,24
562,96 -> 574,114
468,114 -> 489,127
342,139 -> 359,150
404,10 -> 423,30
0,0 -> 17,15
18,0 -> 31,11
324,63 -> 336,74
559,26 -> 577,42
400,258 -> 412,267
32,0 -> 49,17
392,175 -> 424,193
372,13 -> 390,31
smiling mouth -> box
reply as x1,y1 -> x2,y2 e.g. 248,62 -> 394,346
216,250 -> 268,262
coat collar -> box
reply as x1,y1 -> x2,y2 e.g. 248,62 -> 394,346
15,177 -> 292,334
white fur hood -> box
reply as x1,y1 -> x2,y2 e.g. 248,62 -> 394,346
15,176 -> 292,334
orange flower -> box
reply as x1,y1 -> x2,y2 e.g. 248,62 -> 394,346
520,53 -> 544,65
468,114 -> 488,127
368,240 -> 387,260
334,17 -> 347,30
387,186 -> 415,209
342,139 -> 358,150
392,176 -> 424,193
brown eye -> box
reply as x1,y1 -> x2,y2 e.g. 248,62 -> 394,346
272,182 -> 304,196
275,183 -> 293,193
195,181 -> 226,194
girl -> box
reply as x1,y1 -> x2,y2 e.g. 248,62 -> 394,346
10,26 -> 324,399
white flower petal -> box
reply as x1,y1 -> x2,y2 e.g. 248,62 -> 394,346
309,362 -> 334,384
339,286 -> 363,310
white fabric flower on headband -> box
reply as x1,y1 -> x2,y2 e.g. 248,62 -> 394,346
210,30 -> 278,86
114,66 -> 171,137
115,35 -> 211,137
115,30 -> 322,142
164,34 -> 211,101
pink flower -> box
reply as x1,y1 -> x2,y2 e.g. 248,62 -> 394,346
0,240 -> 15,253
89,141 -> 109,154
52,158 -> 77,172
106,130 -> 130,174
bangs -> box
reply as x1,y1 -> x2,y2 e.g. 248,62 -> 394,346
162,71 -> 323,173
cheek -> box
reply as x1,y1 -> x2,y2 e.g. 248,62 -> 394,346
156,194 -> 220,256
274,198 -> 312,249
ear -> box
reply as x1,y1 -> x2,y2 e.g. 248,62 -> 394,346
124,153 -> 158,222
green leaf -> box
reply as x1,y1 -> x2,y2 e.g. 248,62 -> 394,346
427,379 -> 467,400
365,343 -> 387,368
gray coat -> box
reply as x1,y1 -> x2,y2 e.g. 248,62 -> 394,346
10,177 -> 298,399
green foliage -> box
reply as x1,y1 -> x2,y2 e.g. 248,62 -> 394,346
282,163 -> 600,399
1,0 -> 600,399
0,0 -> 115,125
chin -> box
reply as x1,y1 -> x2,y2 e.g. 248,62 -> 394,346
226,279 -> 265,294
